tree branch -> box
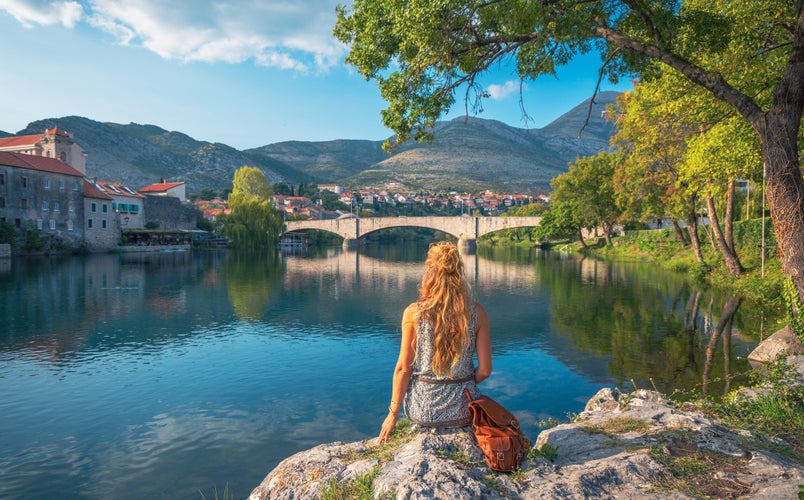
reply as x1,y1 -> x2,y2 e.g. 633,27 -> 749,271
590,26 -> 765,123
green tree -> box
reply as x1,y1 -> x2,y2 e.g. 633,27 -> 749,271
194,188 -> 217,201
611,66 -> 761,275
221,166 -> 284,248
229,166 -> 273,205
504,203 -> 546,217
610,83 -> 707,263
297,182 -> 319,199
272,182 -> 294,196
549,152 -> 623,246
320,190 -> 349,211
536,201 -> 583,245
334,0 -> 804,303
0,219 -> 16,245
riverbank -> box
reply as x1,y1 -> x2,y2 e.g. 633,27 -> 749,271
482,218 -> 785,308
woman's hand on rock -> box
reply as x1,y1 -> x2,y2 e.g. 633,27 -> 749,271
378,412 -> 398,444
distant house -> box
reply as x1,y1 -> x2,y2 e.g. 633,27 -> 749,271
0,127 -> 87,174
0,151 -> 86,248
317,183 -> 343,195
92,180 -> 146,228
83,180 -> 118,251
139,180 -> 186,200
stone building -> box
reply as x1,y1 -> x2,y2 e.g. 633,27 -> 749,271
139,180 -> 186,200
0,151 -> 86,248
92,180 -> 145,229
0,127 -> 87,175
82,180 -> 118,252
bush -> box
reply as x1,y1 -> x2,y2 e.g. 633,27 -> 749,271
24,229 -> 47,252
0,219 -> 16,245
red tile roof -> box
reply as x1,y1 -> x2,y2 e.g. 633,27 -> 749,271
0,151 -> 83,177
0,133 -> 45,149
45,127 -> 71,137
83,180 -> 113,200
139,181 -> 185,193
0,127 -> 73,149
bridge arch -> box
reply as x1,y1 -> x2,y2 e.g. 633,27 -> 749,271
284,216 -> 541,251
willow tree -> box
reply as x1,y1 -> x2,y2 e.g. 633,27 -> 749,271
334,0 -> 804,301
222,166 -> 284,248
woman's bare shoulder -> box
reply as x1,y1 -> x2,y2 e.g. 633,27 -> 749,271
402,302 -> 420,324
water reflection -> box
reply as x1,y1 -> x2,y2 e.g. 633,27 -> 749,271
223,251 -> 283,321
0,246 -> 781,499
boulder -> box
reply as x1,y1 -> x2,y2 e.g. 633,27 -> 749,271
748,325 -> 804,364
248,388 -> 804,499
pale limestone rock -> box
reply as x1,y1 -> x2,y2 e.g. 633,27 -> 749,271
249,388 -> 804,500
748,325 -> 803,363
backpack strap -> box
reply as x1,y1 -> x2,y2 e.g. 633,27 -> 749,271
464,388 -> 474,402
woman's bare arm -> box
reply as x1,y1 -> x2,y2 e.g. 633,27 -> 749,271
378,303 -> 418,444
474,302 -> 492,384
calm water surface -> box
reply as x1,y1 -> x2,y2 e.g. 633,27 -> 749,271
0,244 -> 778,499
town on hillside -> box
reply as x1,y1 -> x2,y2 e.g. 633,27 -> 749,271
0,128 -> 547,255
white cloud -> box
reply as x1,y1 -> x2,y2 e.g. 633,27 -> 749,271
0,0 -> 346,71
486,80 -> 525,100
0,0 -> 83,27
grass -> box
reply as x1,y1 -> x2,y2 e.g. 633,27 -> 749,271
647,435 -> 752,499
339,419 -> 416,463
198,484 -> 234,500
476,474 -> 505,493
712,357 -> 804,463
581,417 -> 650,436
585,222 -> 787,307
435,448 -> 481,467
320,467 -> 385,500
528,443 -> 558,462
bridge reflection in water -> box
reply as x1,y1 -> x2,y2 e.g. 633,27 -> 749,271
280,245 -> 552,290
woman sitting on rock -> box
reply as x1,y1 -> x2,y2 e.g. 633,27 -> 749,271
378,241 -> 492,443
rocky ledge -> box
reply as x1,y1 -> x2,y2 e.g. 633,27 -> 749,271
249,355 -> 803,499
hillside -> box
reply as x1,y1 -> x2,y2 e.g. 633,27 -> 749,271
349,90 -> 615,194
9,91 -> 619,194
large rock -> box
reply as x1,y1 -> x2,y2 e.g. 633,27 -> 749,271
748,325 -> 804,364
248,388 -> 803,499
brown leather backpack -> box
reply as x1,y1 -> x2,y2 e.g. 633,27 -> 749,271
464,389 -> 531,472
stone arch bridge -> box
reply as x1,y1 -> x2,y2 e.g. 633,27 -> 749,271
284,216 -> 541,252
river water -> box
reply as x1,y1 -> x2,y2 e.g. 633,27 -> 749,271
0,244 -> 778,499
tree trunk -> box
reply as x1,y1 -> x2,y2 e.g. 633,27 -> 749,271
685,215 -> 705,265
759,116 -> 804,304
577,227 -> 588,249
725,179 -> 735,251
672,219 -> 688,246
706,195 -> 743,277
702,296 -> 741,397
603,222 -> 613,246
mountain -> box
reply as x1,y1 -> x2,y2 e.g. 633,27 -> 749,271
12,91 -> 619,194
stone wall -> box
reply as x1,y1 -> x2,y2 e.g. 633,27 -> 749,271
84,198 -> 119,252
143,196 -> 201,231
0,243 -> 10,258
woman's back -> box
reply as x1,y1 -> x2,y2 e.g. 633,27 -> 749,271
404,305 -> 479,427
377,241 -> 492,444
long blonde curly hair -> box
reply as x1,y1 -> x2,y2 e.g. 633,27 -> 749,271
417,241 -> 472,376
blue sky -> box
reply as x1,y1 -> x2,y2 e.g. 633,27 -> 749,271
0,0 -> 631,150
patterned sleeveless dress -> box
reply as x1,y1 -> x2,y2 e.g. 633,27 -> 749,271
403,304 -> 481,427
